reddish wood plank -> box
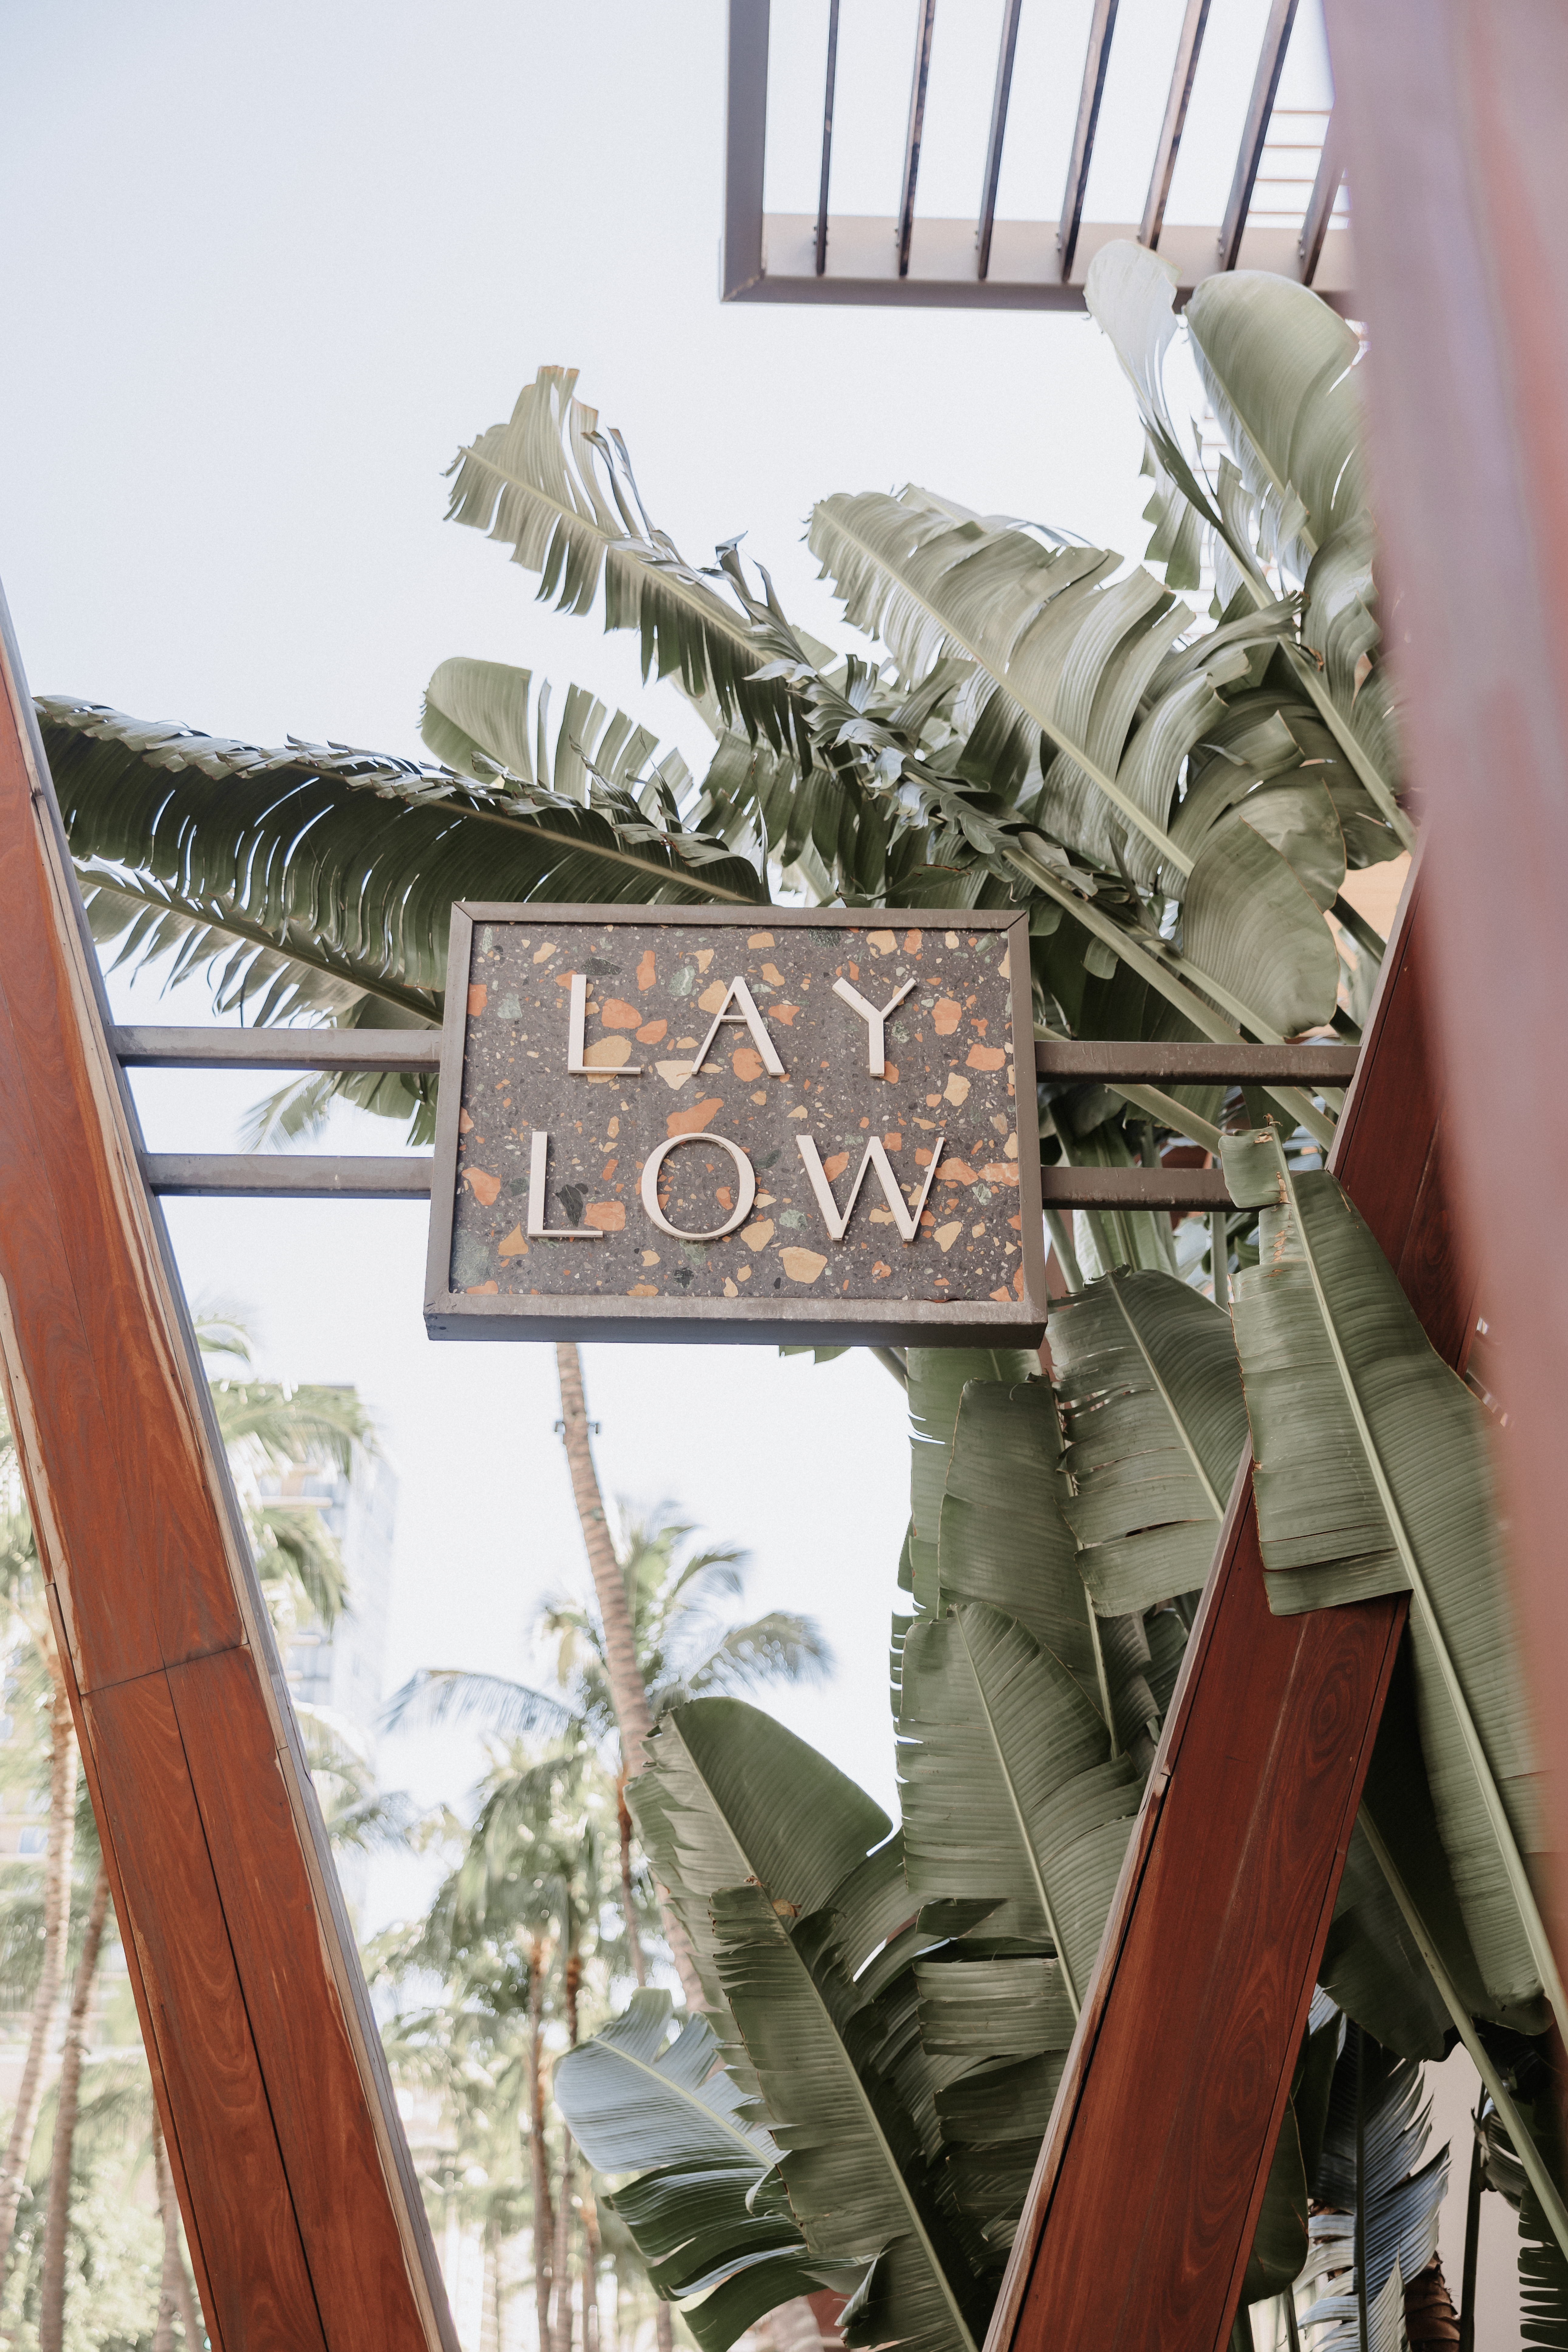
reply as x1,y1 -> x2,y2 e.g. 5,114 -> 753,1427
170,1648 -> 432,2352
0,598 -> 457,2350
1324,0 -> 1568,1967
993,865 -> 1471,2352
83,1672 -> 329,2352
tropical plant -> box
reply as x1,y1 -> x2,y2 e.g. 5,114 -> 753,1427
0,1320 -> 378,2348
35,224 -> 1568,2348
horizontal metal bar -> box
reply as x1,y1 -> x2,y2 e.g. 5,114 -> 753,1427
114,1027 -> 442,1073
1042,1166 -> 1230,1209
739,216 -> 1354,310
145,1155 -> 434,1200
1033,1041 -> 1359,1084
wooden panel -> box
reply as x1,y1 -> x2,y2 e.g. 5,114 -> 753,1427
83,1673 -> 330,2352
1323,0 -> 1568,1962
0,592 -> 458,2351
170,1648 -> 433,2350
993,863 -> 1472,2352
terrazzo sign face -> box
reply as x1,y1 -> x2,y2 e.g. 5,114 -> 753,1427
425,905 -> 1047,1346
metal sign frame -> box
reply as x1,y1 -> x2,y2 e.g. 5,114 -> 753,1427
424,902 -> 1050,1348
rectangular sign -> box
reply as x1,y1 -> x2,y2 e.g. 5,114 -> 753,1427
424,905 -> 1046,1346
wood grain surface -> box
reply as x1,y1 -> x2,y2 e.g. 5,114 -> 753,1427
0,593 -> 457,2352
1324,0 -> 1568,1970
992,862 -> 1473,2352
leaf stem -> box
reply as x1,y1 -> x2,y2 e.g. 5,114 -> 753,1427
955,1613 -> 1080,2019
1360,1806 -> 1568,2271
1267,1132 -> 1568,2045
1003,847 -> 1336,1151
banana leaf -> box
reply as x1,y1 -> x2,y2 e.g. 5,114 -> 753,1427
905,1350 -> 1038,1623
444,367 -> 800,757
711,1880 -> 988,2352
933,1379 -> 1105,1721
898,1602 -> 1139,2018
1050,1268 -> 1248,1616
1222,1130 -> 1558,2034
628,1698 -> 890,2027
554,1991 -> 821,2351
41,691 -> 764,1042
1083,240 -> 1409,849
1301,2031 -> 1447,2351
806,484 -> 1292,893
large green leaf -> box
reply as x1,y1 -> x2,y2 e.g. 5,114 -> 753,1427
1180,801 -> 1342,1038
904,1351 -> 1038,1624
934,1380 -> 1105,1717
898,1603 -> 1139,2018
711,1881 -> 985,2352
1300,2031 -> 1447,2351
43,693 -> 764,1011
445,366 -> 798,755
1223,1131 -> 1560,2037
1084,240 -> 1411,851
554,1987 -> 773,2172
1183,270 -> 1365,589
1050,1269 -> 1247,1617
628,1698 -> 889,2026
553,1992 -> 817,2352
806,486 -> 1291,890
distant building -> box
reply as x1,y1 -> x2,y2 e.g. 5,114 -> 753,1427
263,1456 -> 399,1916
271,1457 -> 397,1741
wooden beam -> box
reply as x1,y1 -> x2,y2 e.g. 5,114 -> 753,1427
0,590 -> 457,2352
1297,106 -> 1343,283
1323,0 -> 1568,1975
722,0 -> 769,299
992,861 -> 1476,2352
1040,1168 -> 1228,1210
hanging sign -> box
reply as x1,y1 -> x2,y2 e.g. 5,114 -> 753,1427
424,904 -> 1046,1346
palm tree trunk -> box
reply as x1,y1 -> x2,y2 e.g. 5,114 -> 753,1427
0,1676 -> 78,2263
554,1344 -> 704,2009
655,2302 -> 674,2352
551,2140 -> 574,2352
529,1940 -> 554,2352
615,1772 -> 645,1988
481,2215 -> 500,2352
581,2182 -> 601,2352
39,1859 -> 109,2351
152,2109 -> 181,2350
151,2110 -> 203,2348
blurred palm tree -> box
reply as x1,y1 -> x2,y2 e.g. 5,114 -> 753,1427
388,1502 -> 831,1988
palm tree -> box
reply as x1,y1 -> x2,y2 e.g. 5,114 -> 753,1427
389,1494 -> 830,2004
0,1315 -> 377,2341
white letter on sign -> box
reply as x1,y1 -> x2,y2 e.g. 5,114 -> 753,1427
689,978 -> 784,1078
794,1132 -> 943,1244
528,1132 -> 603,1238
639,1134 -> 757,1241
832,975 -> 916,1076
566,972 -> 642,1076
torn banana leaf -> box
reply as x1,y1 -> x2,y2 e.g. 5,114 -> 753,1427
1222,1129 -> 1558,2035
898,1603 -> 1140,2018
1051,1268 -> 1248,1615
